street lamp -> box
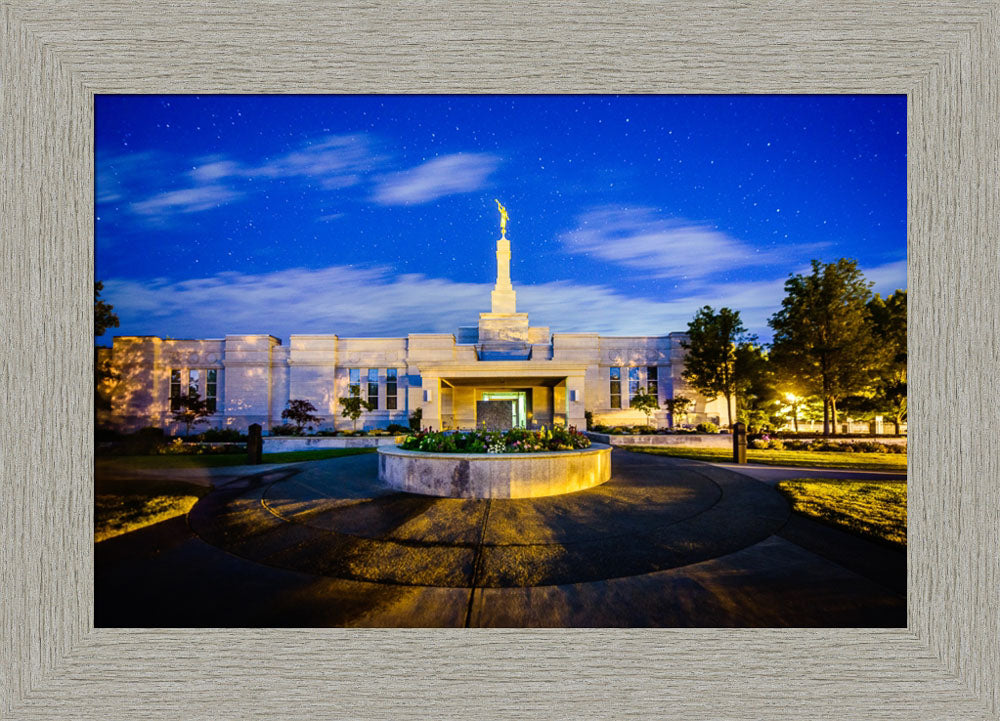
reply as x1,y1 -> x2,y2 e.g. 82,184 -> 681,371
785,392 -> 800,432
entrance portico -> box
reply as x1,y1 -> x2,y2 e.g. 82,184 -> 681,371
417,363 -> 588,431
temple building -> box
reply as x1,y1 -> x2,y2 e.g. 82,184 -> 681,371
99,208 -> 730,434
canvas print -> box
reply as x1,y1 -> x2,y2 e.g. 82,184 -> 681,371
95,95 -> 907,627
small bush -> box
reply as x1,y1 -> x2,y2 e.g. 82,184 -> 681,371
196,428 -> 246,443
313,430 -> 340,436
768,439 -> 785,451
269,423 -> 302,436
386,423 -> 410,434
120,427 -> 167,454
585,410 -> 594,430
409,408 -> 423,432
696,422 -> 719,434
749,439 -> 769,450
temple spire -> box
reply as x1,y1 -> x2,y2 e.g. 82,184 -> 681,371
490,200 -> 516,314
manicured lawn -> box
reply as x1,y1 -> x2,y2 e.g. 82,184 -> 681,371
95,478 -> 208,542
96,446 -> 377,470
776,478 -> 907,547
626,445 -> 906,471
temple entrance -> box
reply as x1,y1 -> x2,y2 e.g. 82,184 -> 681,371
481,391 -> 527,428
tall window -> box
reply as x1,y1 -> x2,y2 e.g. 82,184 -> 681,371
647,366 -> 658,397
349,368 -> 361,395
609,367 -> 622,409
367,368 -> 379,409
628,367 -> 640,405
188,369 -> 200,398
386,368 -> 398,410
170,369 -> 181,411
206,369 -> 218,413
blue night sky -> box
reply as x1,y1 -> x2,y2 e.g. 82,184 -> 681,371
96,95 -> 906,344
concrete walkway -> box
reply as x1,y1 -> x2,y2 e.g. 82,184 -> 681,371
96,449 -> 905,627
697,461 -> 906,485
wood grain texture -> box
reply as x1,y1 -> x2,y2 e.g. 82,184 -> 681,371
1,1 -> 997,718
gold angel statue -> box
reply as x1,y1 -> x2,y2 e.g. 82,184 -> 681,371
495,199 -> 509,236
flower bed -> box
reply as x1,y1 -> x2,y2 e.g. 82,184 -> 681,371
378,442 -> 611,499
399,426 -> 591,454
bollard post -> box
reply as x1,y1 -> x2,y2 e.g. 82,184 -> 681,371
247,423 -> 263,465
733,422 -> 747,464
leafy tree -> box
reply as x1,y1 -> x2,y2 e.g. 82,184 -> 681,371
339,384 -> 374,431
281,399 -> 324,433
681,306 -> 756,428
629,387 -> 659,426
409,407 -> 423,432
768,259 -> 883,436
95,281 -> 119,337
868,290 -> 907,434
95,282 -> 121,419
663,395 -> 691,429
172,391 -> 212,437
732,343 -> 783,432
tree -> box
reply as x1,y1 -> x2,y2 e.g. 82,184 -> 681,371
681,306 -> 756,428
95,281 -> 121,419
629,387 -> 659,426
281,399 -> 324,433
734,346 -> 787,433
663,395 -> 691,429
868,290 -> 907,434
95,281 -> 119,337
768,259 -> 883,436
172,391 -> 212,437
339,384 -> 374,431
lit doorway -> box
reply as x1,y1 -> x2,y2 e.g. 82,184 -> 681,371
481,391 -> 527,428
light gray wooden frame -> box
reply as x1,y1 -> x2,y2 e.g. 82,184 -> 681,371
1,1 -> 997,718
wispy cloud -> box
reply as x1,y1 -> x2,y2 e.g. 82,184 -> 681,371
131,185 -> 243,216
102,256 -> 906,342
97,151 -> 159,204
372,153 -> 500,205
103,264 -> 695,340
560,206 -> 827,280
189,134 -> 378,190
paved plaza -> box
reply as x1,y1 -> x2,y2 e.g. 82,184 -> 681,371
96,449 -> 905,627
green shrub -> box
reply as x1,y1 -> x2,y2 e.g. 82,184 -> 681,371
409,407 -> 423,431
119,427 -> 167,455
696,422 -> 719,434
196,428 -> 246,442
386,423 -> 410,434
768,439 -> 785,451
749,439 -> 769,450
269,423 -> 301,436
584,411 -> 594,430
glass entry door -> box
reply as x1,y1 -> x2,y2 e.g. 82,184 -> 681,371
481,391 -> 527,428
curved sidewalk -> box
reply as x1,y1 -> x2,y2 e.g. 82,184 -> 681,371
96,449 -> 905,627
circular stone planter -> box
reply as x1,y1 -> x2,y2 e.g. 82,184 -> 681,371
377,444 -> 612,499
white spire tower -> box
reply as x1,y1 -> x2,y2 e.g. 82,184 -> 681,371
490,199 -> 516,314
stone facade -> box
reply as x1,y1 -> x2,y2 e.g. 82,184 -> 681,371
98,232 -> 731,434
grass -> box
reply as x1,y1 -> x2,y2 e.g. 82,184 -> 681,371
776,478 -> 907,547
95,478 -> 209,543
625,445 -> 906,471
94,448 -> 377,541
95,446 -> 377,470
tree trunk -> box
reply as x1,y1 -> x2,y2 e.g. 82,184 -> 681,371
830,397 -> 838,435
893,418 -> 901,435
792,406 -> 799,433
725,393 -> 733,428
822,399 -> 830,437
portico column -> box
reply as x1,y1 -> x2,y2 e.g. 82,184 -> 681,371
566,373 -> 586,429
420,375 -> 442,431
